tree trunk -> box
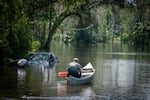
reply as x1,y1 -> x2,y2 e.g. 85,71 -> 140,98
44,23 -> 55,50
44,10 -> 80,50
39,21 -> 46,49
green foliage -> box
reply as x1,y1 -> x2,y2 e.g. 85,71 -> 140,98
122,33 -> 130,42
31,40 -> 41,52
74,30 -> 91,43
59,0 -> 86,11
0,0 -> 149,65
0,1 -> 32,64
129,22 -> 146,44
7,15 -> 32,58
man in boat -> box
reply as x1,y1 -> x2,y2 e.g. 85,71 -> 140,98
67,58 -> 82,78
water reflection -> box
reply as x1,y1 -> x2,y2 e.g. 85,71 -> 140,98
17,68 -> 26,96
41,65 -> 56,83
1,43 -> 150,99
80,87 -> 96,100
57,82 -> 85,96
25,64 -> 57,83
111,59 -> 135,87
57,82 -> 96,100
14,63 -> 59,98
57,82 -> 67,96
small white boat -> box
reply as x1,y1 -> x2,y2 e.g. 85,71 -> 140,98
67,62 -> 95,85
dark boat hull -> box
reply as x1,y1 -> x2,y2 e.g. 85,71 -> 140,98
67,62 -> 95,85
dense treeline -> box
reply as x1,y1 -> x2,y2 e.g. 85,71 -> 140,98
0,0 -> 32,64
0,0 -> 149,65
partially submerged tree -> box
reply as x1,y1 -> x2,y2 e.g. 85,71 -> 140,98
27,0 -> 87,50
0,0 -> 149,64
0,0 -> 32,63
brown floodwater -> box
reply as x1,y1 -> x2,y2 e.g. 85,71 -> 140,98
0,42 -> 150,100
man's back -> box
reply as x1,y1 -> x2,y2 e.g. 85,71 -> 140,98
67,61 -> 81,78
68,62 -> 81,69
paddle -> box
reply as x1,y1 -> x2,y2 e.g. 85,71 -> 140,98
58,71 -> 68,77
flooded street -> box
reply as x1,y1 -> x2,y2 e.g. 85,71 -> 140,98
0,43 -> 150,100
